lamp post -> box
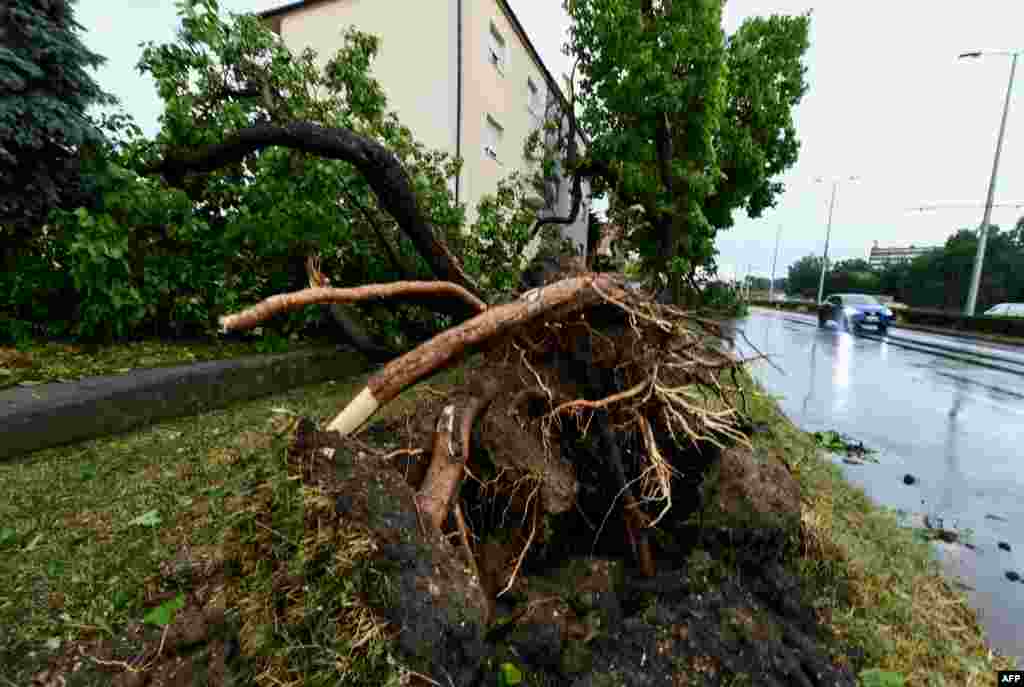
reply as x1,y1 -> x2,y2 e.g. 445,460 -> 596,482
814,176 -> 859,304
769,224 -> 782,303
959,49 -> 1020,316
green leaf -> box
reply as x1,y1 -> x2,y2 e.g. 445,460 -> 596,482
0,527 -> 18,549
858,669 -> 905,687
143,592 -> 185,627
128,509 -> 162,528
497,662 -> 523,687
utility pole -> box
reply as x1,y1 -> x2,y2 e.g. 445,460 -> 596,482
960,50 -> 1019,316
769,224 -> 782,303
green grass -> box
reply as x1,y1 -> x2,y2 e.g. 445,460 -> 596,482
0,356 -> 476,685
0,335 -> 322,390
734,369 -> 1017,686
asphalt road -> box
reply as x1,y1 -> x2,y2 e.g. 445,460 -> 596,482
734,308 -> 1024,663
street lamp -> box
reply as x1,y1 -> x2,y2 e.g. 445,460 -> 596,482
814,176 -> 860,304
959,49 -> 1021,316
768,224 -> 782,304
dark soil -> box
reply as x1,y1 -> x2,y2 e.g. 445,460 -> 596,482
289,412 -> 858,687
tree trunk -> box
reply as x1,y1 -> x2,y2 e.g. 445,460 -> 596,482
325,274 -> 624,436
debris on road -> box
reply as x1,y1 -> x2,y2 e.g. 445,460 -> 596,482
813,430 -> 878,461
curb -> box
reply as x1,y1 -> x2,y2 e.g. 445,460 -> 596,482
0,346 -> 369,461
891,321 -> 1024,350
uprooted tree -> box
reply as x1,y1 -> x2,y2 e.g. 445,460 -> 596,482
134,0 -> 790,642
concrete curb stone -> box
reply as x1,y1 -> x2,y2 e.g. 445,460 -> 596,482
0,346 -> 369,461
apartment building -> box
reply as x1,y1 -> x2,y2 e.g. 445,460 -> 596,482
868,241 -> 941,269
259,0 -> 591,257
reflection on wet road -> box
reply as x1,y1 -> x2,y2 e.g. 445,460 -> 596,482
735,309 -> 1024,662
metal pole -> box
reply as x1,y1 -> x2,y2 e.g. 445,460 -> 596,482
816,181 -> 838,304
965,52 -> 1018,316
769,224 -> 782,303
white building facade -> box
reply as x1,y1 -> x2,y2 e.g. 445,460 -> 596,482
260,0 -> 591,258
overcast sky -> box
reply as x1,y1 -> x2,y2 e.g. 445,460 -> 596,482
76,1 -> 1024,281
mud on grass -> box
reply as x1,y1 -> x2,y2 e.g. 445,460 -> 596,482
0,358 -> 476,686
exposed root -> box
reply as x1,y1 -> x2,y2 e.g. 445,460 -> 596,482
497,495 -> 541,598
416,405 -> 459,532
550,377 -> 653,417
86,624 -> 169,674
635,413 -> 676,529
453,501 -> 493,624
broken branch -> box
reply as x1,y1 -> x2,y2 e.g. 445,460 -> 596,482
218,281 -> 487,333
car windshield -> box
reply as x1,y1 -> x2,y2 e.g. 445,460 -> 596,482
841,295 -> 880,305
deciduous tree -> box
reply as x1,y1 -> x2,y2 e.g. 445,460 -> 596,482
559,0 -> 810,303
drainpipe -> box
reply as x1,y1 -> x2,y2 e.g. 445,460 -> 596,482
455,0 -> 463,206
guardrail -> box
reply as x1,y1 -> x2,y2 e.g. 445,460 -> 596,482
748,299 -> 1024,337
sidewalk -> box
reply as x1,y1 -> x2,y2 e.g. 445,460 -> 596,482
893,320 -> 1024,349
0,346 -> 368,461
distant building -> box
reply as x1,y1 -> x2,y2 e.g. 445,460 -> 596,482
868,241 -> 940,269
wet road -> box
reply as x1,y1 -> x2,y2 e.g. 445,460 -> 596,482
734,308 -> 1024,662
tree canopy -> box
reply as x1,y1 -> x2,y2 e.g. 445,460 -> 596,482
562,0 -> 810,301
785,225 -> 1024,310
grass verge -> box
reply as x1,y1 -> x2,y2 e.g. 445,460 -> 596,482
734,369 -> 1017,686
0,335 -> 323,390
0,356 -> 477,685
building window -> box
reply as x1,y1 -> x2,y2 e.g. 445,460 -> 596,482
527,77 -> 544,116
483,115 -> 503,161
488,22 -> 508,74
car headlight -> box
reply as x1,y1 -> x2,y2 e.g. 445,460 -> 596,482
843,307 -> 858,316
882,308 -> 893,317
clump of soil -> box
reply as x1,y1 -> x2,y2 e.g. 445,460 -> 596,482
272,411 -> 859,686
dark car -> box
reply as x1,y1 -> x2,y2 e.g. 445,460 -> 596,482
818,293 -> 895,335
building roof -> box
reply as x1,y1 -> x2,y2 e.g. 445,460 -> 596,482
869,245 -> 939,255
257,0 -> 574,115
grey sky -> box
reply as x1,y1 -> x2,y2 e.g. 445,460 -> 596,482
76,1 -> 1024,281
